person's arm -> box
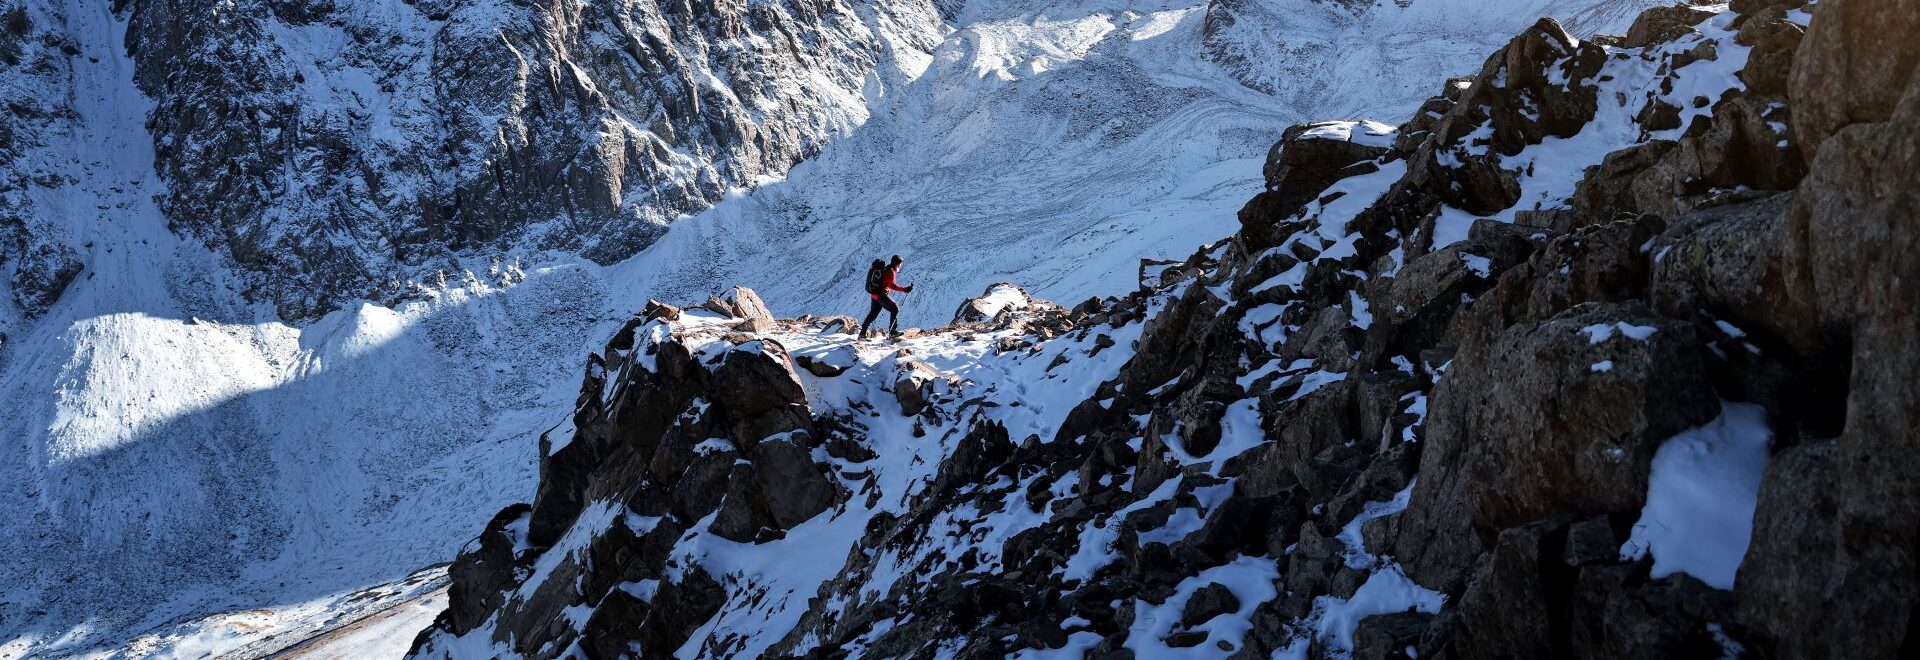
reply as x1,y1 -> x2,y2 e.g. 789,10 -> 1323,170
887,267 -> 911,293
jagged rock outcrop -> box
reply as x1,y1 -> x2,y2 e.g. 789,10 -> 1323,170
415,2 -> 1919,657
417,287 -> 851,656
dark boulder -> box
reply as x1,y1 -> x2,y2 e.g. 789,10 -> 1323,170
1351,611 -> 1433,660
441,504 -> 533,635
1180,583 -> 1241,628
1394,302 -> 1719,591
1245,121 -> 1394,252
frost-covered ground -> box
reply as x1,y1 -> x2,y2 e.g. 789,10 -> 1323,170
5,0 -> 1652,656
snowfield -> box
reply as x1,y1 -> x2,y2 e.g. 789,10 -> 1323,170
3,0 -> 1653,655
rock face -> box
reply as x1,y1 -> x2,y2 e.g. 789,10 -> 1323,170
20,0 -> 941,318
416,2 -> 1919,657
0,1 -> 91,322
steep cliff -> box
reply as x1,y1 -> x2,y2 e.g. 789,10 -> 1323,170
414,0 -> 1920,656
76,0 -> 941,317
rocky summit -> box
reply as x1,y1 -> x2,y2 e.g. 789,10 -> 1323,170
409,1 -> 1920,657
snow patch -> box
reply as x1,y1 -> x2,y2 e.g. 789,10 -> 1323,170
1620,402 -> 1773,590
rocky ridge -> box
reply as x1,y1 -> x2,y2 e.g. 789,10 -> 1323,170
413,0 -> 1920,657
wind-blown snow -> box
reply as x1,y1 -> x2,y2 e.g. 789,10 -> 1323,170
1273,564 -> 1448,659
1620,401 -> 1773,590
1337,480 -> 1417,569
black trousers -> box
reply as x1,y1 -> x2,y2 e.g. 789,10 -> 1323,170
862,295 -> 899,334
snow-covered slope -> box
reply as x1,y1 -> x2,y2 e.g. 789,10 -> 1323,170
1,0 -> 1669,655
1200,0 -> 1669,118
607,0 -> 1655,328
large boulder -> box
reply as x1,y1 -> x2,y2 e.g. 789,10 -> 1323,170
751,436 -> 843,529
1788,0 -> 1920,156
707,338 -> 810,435
1734,4 -> 1807,97
893,359 -> 956,416
795,345 -> 859,377
1732,11 -> 1920,651
1621,4 -> 1716,48
1352,612 -> 1432,660
953,282 -> 1033,324
1394,302 -> 1720,591
1247,120 -> 1395,247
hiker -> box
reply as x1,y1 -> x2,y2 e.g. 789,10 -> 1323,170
861,255 -> 913,339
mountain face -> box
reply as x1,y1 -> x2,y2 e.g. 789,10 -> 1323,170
5,0 -> 1659,326
413,0 -> 1920,657
50,0 -> 943,318
4,1 -> 1687,655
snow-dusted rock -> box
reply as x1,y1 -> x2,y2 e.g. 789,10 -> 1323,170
951,282 -> 1032,325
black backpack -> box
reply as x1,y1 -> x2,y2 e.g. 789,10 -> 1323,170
864,260 -> 887,295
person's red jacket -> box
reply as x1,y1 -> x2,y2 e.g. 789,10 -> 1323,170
874,265 -> 909,299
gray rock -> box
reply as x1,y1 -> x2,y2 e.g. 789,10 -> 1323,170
724,286 -> 776,326
441,504 -> 533,635
750,436 -> 842,530
1449,517 -> 1567,659
796,346 -> 858,378
893,359 -> 942,416
1788,0 -> 1920,156
953,283 -> 1032,324
1394,302 -> 1719,592
1621,4 -> 1716,47
1180,583 -> 1241,628
1563,515 -> 1619,567
1351,611 -> 1431,660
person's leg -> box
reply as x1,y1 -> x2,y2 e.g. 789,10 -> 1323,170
883,297 -> 901,334
861,297 -> 883,338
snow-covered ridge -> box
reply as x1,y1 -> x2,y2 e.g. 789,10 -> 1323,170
413,283 -> 1153,657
